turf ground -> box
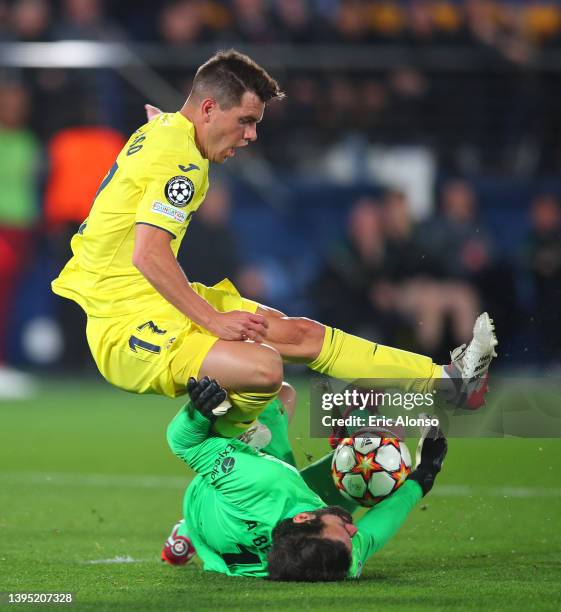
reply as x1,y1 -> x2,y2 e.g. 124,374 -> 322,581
1,377 -> 561,611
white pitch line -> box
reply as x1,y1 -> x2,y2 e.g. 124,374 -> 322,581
431,484 -> 561,498
83,556 -> 150,565
1,471 -> 561,498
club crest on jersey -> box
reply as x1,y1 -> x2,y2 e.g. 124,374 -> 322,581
165,175 -> 195,208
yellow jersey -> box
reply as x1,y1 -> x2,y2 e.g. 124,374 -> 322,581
52,112 -> 209,318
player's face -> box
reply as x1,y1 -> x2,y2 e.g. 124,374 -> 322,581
206,91 -> 264,163
319,512 -> 358,552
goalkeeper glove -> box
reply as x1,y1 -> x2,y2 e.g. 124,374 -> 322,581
186,377 -> 231,422
408,415 -> 448,496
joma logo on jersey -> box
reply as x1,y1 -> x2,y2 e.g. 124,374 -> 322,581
178,163 -> 199,173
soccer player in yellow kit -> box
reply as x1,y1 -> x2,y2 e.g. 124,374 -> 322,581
52,50 -> 497,437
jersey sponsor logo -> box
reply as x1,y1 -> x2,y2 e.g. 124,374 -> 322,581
151,200 -> 187,223
165,175 -> 195,207
221,457 -> 236,474
178,163 -> 199,173
210,444 -> 236,481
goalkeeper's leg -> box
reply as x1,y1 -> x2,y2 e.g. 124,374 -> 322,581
240,382 -> 297,466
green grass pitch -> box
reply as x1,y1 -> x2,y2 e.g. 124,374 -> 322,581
1,377 -> 560,611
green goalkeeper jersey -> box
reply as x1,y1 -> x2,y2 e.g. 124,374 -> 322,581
167,404 -> 422,578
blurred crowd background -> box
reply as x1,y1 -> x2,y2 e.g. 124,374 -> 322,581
2,0 -> 561,396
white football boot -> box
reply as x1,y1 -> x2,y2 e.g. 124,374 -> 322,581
444,312 -> 498,410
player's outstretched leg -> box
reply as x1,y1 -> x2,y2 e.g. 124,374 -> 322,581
185,308 -> 497,435
258,307 -> 497,403
161,519 -> 196,566
442,312 -> 498,410
258,308 -> 440,392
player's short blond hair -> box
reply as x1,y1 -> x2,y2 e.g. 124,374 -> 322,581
191,49 -> 285,109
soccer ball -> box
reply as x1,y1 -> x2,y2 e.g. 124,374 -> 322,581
331,430 -> 412,507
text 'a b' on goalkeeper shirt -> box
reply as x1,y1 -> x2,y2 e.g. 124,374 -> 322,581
185,465 -> 329,578
51,112 -> 209,317
167,408 -> 327,578
187,474 -> 423,579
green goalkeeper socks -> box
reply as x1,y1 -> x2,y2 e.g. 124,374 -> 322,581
259,398 -> 297,467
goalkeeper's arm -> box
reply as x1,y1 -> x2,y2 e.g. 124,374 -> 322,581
354,422 -> 448,563
167,377 -> 233,474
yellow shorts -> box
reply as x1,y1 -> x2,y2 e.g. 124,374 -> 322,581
85,279 -> 258,398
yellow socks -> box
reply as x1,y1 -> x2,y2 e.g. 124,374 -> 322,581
309,327 -> 442,393
213,326 -> 442,436
213,388 -> 280,437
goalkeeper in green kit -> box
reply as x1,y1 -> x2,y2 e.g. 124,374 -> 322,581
162,377 -> 448,581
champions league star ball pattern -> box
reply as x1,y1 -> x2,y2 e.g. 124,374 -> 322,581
165,176 -> 195,207
331,432 -> 412,507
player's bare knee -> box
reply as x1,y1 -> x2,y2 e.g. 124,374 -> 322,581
255,347 -> 283,391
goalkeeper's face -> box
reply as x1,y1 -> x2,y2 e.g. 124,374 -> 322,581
268,506 -> 354,581
318,511 -> 358,551
204,91 -> 264,163
294,506 -> 357,552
